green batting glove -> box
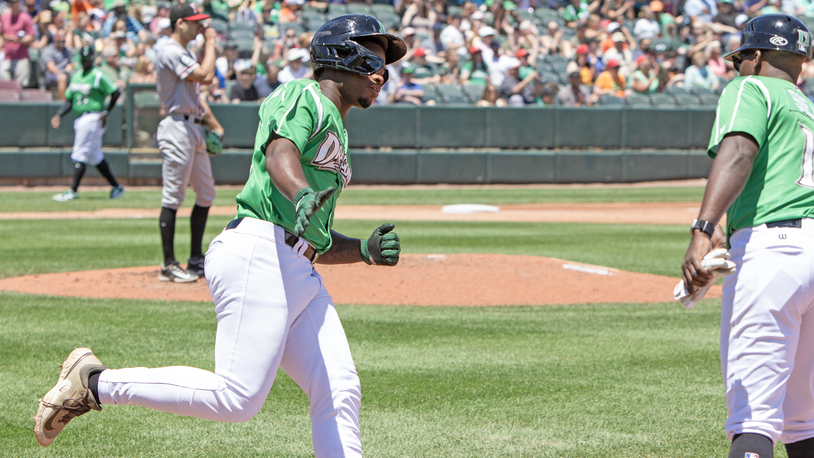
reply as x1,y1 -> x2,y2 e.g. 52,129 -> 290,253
293,186 -> 334,237
361,223 -> 400,266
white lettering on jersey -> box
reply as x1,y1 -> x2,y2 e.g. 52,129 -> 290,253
312,130 -> 351,188
68,83 -> 91,96
788,88 -> 814,121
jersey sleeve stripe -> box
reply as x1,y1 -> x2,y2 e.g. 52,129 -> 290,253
727,78 -> 749,139
179,62 -> 199,81
745,77 -> 772,119
275,83 -> 315,137
305,84 -> 323,141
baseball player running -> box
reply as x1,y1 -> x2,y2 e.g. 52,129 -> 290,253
154,3 -> 224,283
34,15 -> 404,457
682,14 -> 814,458
50,45 -> 124,202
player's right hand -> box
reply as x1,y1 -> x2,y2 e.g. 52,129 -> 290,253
293,186 -> 334,237
681,231 -> 715,293
203,27 -> 217,41
50,115 -> 60,129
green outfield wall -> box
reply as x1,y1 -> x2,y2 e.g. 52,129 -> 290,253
0,148 -> 712,185
0,86 -> 715,183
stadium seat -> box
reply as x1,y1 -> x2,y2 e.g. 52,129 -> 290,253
461,84 -> 485,103
328,3 -> 347,14
370,4 -> 396,16
346,3 -> 372,14
209,19 -> 227,34
229,21 -> 255,33
301,11 -> 326,24
624,94 -> 650,107
539,71 -> 559,84
698,93 -> 720,106
548,60 -> 569,74
598,95 -> 624,106
280,23 -> 305,36
664,85 -> 690,95
228,29 -> 255,40
535,61 -> 553,73
20,89 -> 52,101
648,93 -> 676,107
435,84 -> 468,104
233,38 -> 255,55
0,79 -> 22,91
672,93 -> 702,107
689,86 -> 714,95
421,85 -> 439,104
544,54 -> 568,65
0,89 -> 20,101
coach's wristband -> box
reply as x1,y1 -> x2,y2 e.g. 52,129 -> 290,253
690,219 -> 715,238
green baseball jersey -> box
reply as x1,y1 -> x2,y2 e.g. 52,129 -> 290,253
64,68 -> 117,116
709,75 -> 814,235
236,79 -> 351,253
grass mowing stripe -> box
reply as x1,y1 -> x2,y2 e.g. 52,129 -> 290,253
0,186 -> 705,213
1,292 -> 734,457
0,218 -> 691,279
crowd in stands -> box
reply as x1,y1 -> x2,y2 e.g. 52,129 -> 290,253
4,0 -> 814,106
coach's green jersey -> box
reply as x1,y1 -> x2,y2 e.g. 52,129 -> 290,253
63,68 -> 117,116
236,79 -> 351,253
709,75 -> 814,235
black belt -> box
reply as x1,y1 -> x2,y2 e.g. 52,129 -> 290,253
174,113 -> 204,125
226,218 -> 318,263
766,219 -> 802,229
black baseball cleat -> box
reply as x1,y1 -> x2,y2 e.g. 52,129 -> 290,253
187,256 -> 205,278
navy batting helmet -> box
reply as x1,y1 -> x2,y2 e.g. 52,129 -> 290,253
79,45 -> 96,63
725,14 -> 812,62
310,15 -> 406,81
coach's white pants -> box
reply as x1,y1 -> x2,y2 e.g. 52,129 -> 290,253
98,218 -> 362,457
721,218 -> 814,445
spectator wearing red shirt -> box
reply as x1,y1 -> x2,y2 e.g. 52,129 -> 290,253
0,0 -> 36,86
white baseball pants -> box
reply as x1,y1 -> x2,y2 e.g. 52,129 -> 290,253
98,218 -> 362,457
70,112 -> 105,166
721,218 -> 814,445
157,115 -> 215,210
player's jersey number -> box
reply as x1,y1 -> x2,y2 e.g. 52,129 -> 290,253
798,124 -> 814,189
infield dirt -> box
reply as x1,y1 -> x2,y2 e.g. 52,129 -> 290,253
0,199 -> 719,306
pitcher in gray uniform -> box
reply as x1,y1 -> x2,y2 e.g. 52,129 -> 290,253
155,3 -> 224,282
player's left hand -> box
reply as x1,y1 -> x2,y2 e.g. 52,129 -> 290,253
361,223 -> 400,266
99,113 -> 107,129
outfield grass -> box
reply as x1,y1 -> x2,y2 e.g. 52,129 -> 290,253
1,184 -> 783,457
2,293 -> 737,457
0,217 -> 691,278
0,185 -> 705,213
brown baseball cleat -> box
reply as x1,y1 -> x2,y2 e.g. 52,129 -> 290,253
33,348 -> 107,447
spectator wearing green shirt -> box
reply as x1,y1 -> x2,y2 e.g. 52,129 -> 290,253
631,54 -> 661,94
564,0 -> 599,27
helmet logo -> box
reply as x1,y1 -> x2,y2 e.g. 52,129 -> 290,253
797,29 -> 811,52
770,36 -> 789,46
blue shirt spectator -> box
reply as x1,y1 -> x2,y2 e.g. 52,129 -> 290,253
101,0 -> 145,40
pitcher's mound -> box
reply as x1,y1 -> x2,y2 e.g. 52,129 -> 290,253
0,254 -> 716,306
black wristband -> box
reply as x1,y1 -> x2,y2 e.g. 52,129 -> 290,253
690,219 -> 715,237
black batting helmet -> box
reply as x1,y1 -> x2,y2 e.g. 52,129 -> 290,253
310,14 -> 407,80
79,45 -> 96,63
725,14 -> 812,61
